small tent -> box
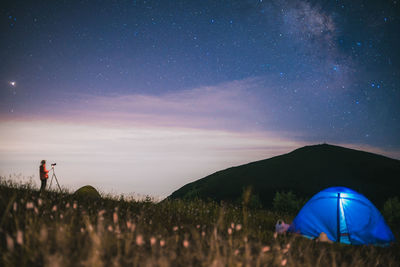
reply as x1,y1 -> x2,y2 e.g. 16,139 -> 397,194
289,187 -> 395,246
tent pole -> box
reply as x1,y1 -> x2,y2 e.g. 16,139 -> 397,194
337,193 -> 341,243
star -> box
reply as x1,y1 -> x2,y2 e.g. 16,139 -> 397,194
9,81 -> 16,87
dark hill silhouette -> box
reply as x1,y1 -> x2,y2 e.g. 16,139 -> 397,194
169,144 -> 400,208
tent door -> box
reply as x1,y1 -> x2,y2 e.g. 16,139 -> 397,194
338,193 -> 351,244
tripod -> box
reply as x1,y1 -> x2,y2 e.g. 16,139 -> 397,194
49,166 -> 62,192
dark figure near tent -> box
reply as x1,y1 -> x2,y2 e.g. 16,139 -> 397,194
275,219 -> 290,234
39,160 -> 49,192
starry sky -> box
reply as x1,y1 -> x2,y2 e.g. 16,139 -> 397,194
1,0 -> 399,197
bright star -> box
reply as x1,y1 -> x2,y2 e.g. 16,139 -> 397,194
9,81 -> 16,87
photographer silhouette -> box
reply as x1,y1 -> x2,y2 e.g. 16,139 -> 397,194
39,160 -> 49,192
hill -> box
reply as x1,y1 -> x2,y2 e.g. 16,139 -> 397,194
169,144 -> 400,208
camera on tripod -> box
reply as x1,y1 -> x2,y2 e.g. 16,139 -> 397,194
49,163 -> 61,192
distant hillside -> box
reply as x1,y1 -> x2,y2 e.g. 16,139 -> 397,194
169,144 -> 400,208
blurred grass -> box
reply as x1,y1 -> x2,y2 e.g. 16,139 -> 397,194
0,176 -> 399,267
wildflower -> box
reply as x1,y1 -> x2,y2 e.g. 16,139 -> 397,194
150,237 -> 156,246
228,228 -> 232,235
273,232 -> 278,239
13,202 -> 17,211
201,231 -> 206,237
34,207 -> 39,214
38,198 -> 43,206
130,223 -> 136,232
52,205 -> 57,212
65,202 -> 70,208
16,230 -> 23,245
173,226 -> 178,232
39,227 -> 48,242
234,249 -> 239,256
281,259 -> 287,266
262,246 -> 271,252
98,209 -> 106,216
107,225 -> 113,232
235,224 -> 242,231
231,223 -> 235,229
113,212 -> 118,224
286,243 -> 291,249
73,202 -> 78,209
26,202 -> 34,209
136,235 -> 144,246
183,240 -> 189,248
6,234 -> 14,251
160,239 -> 165,247
196,224 -> 200,229
115,228 -> 121,236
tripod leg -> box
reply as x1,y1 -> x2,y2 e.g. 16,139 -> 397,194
54,173 -> 62,192
49,174 -> 54,189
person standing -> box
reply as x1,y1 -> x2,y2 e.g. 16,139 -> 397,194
39,160 -> 49,192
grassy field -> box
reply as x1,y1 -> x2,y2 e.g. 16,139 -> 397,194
0,177 -> 399,267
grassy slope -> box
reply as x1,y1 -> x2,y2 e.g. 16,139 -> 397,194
1,179 -> 399,266
169,144 -> 400,208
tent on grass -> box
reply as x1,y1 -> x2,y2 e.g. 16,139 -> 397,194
289,186 -> 395,246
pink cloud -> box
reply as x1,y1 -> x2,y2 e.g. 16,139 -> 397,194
19,78 -> 265,131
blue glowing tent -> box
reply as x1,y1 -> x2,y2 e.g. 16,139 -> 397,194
290,187 -> 395,246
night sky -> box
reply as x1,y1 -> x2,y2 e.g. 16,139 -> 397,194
1,0 -> 400,196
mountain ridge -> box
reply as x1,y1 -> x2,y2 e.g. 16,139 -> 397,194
169,144 -> 400,207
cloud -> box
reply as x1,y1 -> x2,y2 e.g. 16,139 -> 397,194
10,78 -> 266,132
1,120 -> 398,198
0,120 -> 303,197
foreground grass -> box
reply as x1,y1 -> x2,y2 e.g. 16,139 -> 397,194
0,178 -> 399,267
